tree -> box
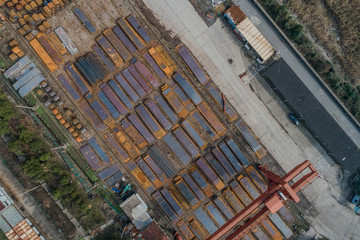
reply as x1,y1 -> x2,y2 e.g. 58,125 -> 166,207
290,24 -> 303,40
59,175 -> 71,186
262,0 -> 274,7
19,128 -> 34,144
8,139 -> 24,155
29,140 -> 44,152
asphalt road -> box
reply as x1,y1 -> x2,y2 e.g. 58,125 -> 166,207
233,0 -> 360,148
142,0 -> 360,239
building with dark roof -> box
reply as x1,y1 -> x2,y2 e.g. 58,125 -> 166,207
263,59 -> 360,172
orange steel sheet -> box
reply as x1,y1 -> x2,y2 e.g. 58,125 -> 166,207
170,185 -> 190,210
148,47 -> 173,78
154,45 -> 178,72
103,28 -> 131,62
29,39 -> 58,72
96,35 -> 123,67
162,84 -> 188,118
127,161 -> 155,193
223,188 -> 244,213
36,33 -> 64,65
196,102 -> 226,136
112,126 -> 139,159
48,31 -> 68,55
246,166 -> 267,193
120,119 -> 147,149
237,175 -> 261,200
261,218 -> 282,240
177,220 -> 195,240
189,218 -> 208,239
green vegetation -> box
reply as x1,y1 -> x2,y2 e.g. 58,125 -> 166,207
260,1 -> 360,122
25,94 -> 37,107
0,229 -> 6,240
94,220 -> 129,240
0,91 -> 105,230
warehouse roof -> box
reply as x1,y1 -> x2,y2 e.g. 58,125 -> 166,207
263,59 -> 360,172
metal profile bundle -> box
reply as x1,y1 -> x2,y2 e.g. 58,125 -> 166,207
148,146 -> 177,178
88,137 -> 111,165
104,132 -> 130,162
143,52 -> 166,80
246,166 -> 267,193
173,127 -> 199,158
98,91 -> 121,119
148,47 -> 173,78
117,19 -> 145,50
173,73 -> 203,105
121,69 -> 146,98
189,218 -> 207,239
206,83 -> 238,121
145,100 -> 172,131
197,102 -> 226,136
127,161 -> 155,194
251,225 -> 271,240
113,26 -> 137,53
100,83 -> 128,115
175,177 -> 199,207
172,84 -> 190,107
213,196 -> 235,220
126,15 -> 151,43
108,79 -> 133,109
194,208 -> 218,235
237,175 -> 260,200
189,167 -> 212,197
92,44 -> 115,72
235,119 -> 266,159
128,113 -> 155,144
218,141 -> 243,172
154,45 -> 178,72
96,35 -> 123,67
135,104 -> 165,139
205,202 -> 226,227
112,126 -> 139,159
36,33 -> 63,65
29,39 -> 58,72
135,158 -> 162,188
143,154 -> 166,182
80,144 -> 102,170
153,93 -> 178,124
177,220 -> 194,240
261,218 -> 283,240
211,147 -> 236,177
115,73 -> 140,102
205,153 -> 230,183
223,188 -> 244,213
225,138 -> 250,167
133,58 -> 160,88
106,171 -> 123,186
14,63 -> 37,81
182,173 -> 205,201
163,133 -> 191,166
78,99 -> 106,131
191,111 -> 218,141
85,94 -> 111,125
73,7 -> 96,34
269,213 -> 293,238
54,27 -> 78,55
176,43 -> 209,85
127,65 -> 152,93
153,191 -> 179,224
169,186 -> 191,212
161,84 -> 188,118
98,164 -> 120,180
229,180 -> 253,206
18,74 -> 45,97
13,68 -> 40,90
181,119 -> 206,149
75,53 -> 109,85
4,55 -> 31,79
65,63 -> 90,96
58,74 -> 81,101
160,189 -> 184,216
120,118 -> 147,149
103,28 -> 131,62
48,31 -> 68,55
196,158 -> 225,191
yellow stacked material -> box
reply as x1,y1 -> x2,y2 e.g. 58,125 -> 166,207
42,20 -> 50,29
51,108 -> 59,115
75,136 -> 82,143
47,2 -> 55,11
154,45 -> 178,72
9,53 -> 18,61
25,33 -> 34,41
29,38 -> 58,72
35,0 -> 42,5
76,123 -> 82,129
38,24 -> 46,32
18,18 -> 26,26
7,2 -> 14,8
18,28 -> 26,35
27,16 -> 35,25
32,13 -> 40,23
0,0 -> 5,7
36,32 -> 63,65
8,10 -> 17,22
16,50 -> 25,58
68,127 -> 74,133
29,1 -> 37,10
36,89 -> 44,96
42,6 -> 52,18
15,4 -> 23,11
23,24 -> 31,33
64,123 -> 70,129
49,104 -> 55,110
65,109 -> 72,116
9,39 -> 18,47
19,0 -> 26,7
148,47 -> 173,78
12,0 -> 19,4
59,118 -> 66,124
24,4 -> 32,12
72,131 -> 79,137
23,14 -> 30,21
25,0 -> 31,3
38,13 -> 45,21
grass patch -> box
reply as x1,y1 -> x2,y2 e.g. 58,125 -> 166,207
85,168 -> 99,183
0,229 -> 6,240
67,146 -> 88,169
35,106 -> 68,143
25,94 -> 37,107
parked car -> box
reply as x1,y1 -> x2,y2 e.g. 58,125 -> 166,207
288,113 -> 300,125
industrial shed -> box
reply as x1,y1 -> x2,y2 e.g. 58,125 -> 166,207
225,6 -> 274,62
263,59 -> 360,172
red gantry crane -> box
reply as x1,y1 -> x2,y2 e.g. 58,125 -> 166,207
207,160 -> 318,240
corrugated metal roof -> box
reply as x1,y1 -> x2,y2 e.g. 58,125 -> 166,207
236,17 -> 274,61
225,6 -> 247,25
1,205 -> 23,227
0,215 -> 11,233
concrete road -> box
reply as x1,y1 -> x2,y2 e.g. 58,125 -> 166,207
142,0 -> 360,239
